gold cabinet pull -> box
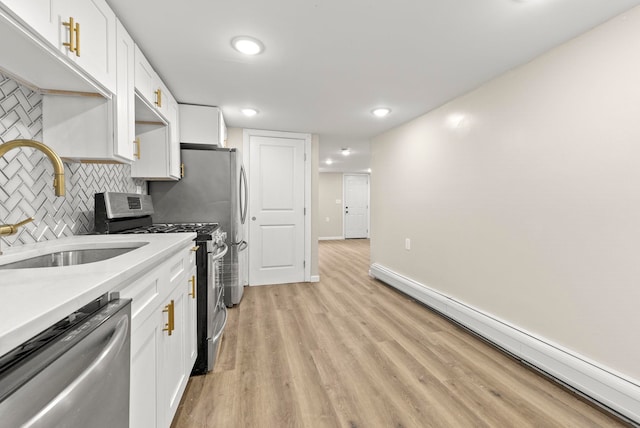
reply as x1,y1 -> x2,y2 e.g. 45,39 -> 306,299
180,163 -> 185,178
155,88 -> 162,107
63,17 -> 76,54
190,245 -> 200,252
133,138 -> 141,159
75,21 -> 80,57
162,300 -> 175,336
189,275 -> 196,299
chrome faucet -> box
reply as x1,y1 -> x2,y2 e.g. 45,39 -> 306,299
0,139 -> 66,254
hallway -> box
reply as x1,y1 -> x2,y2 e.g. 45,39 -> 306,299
173,239 -> 624,427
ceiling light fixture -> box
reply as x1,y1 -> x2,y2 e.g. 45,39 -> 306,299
372,107 -> 391,117
241,108 -> 258,117
231,36 -> 265,55
341,148 -> 351,156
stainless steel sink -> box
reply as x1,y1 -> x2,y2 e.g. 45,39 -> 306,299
0,244 -> 147,270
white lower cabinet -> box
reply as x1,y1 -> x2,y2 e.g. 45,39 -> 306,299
119,243 -> 197,428
186,265 -> 198,368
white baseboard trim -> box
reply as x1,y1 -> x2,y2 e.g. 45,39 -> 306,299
318,236 -> 344,241
369,263 -> 640,424
310,275 -> 320,283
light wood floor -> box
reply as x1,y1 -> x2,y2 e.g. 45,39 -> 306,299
172,239 -> 627,427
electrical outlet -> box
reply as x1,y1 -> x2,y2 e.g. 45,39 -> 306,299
136,185 -> 142,194
405,238 -> 411,251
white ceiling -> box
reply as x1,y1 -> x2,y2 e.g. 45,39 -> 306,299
106,0 -> 640,173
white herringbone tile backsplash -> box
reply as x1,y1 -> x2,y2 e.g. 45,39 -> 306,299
0,73 -> 145,248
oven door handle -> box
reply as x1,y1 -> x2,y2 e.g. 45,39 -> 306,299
210,243 -> 228,262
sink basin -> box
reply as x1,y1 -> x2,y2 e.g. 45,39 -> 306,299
0,243 -> 147,270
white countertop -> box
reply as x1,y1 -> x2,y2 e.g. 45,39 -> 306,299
0,233 -> 196,356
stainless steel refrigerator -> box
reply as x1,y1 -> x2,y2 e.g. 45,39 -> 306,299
149,143 -> 248,306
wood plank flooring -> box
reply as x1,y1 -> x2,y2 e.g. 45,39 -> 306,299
172,239 -> 628,427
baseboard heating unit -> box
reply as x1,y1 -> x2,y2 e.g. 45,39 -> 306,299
369,263 -> 640,425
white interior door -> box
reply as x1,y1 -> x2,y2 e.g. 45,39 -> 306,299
248,133 -> 307,286
344,174 -> 370,239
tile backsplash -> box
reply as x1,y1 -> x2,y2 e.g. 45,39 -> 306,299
0,72 -> 145,248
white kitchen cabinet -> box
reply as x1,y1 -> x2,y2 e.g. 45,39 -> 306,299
134,44 -> 168,118
120,243 -> 197,428
131,92 -> 180,180
36,14 -> 132,162
1,0 -> 117,93
114,18 -> 135,162
158,284 -> 187,427
185,264 -> 198,369
0,0 -> 57,42
179,104 -> 227,147
132,45 -> 180,180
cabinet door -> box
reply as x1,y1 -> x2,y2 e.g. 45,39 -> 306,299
55,0 -> 117,93
130,308 -> 160,428
115,19 -> 135,161
166,92 -> 181,179
0,0 -> 57,42
134,44 -> 160,108
131,123 -> 178,180
185,265 -> 198,370
158,287 -> 187,428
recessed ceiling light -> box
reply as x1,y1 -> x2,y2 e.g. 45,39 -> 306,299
341,148 -> 350,156
326,159 -> 333,165
372,108 -> 391,117
231,36 -> 264,55
241,108 -> 258,117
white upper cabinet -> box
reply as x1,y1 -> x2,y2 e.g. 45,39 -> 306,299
179,104 -> 227,147
39,16 -> 134,162
132,44 -> 180,180
54,0 -> 116,93
115,18 -> 135,162
0,0 -> 57,42
134,44 -> 168,119
0,0 -> 116,94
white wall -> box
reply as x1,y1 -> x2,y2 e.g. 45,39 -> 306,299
371,6 -> 640,384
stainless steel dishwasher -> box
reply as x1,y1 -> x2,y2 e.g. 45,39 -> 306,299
0,293 -> 131,428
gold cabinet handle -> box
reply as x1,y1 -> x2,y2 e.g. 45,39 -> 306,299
155,88 -> 162,107
133,138 -> 141,159
190,245 -> 200,252
162,300 -> 175,336
63,17 -> 76,54
180,163 -> 185,178
75,21 -> 80,57
189,275 -> 196,299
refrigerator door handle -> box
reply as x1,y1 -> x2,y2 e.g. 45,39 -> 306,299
240,164 -> 248,225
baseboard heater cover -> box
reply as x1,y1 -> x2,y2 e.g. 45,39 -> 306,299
369,263 -> 640,425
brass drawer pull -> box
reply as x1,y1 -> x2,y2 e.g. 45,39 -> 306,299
189,275 -> 196,299
133,138 -> 141,159
162,300 -> 175,335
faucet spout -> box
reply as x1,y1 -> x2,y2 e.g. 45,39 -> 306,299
0,139 -> 65,196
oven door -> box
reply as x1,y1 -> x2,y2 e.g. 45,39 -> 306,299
206,243 -> 228,370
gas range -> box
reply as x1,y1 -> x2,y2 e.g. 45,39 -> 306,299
93,192 -> 228,375
121,222 -> 225,245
